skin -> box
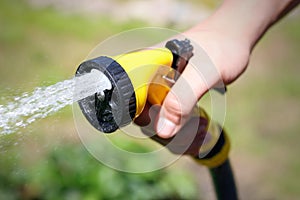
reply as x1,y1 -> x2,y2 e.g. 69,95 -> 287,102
135,0 -> 300,155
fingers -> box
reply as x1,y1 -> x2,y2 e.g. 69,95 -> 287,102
156,63 -> 219,138
136,102 -> 209,156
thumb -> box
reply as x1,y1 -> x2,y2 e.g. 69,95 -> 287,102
155,63 -> 218,138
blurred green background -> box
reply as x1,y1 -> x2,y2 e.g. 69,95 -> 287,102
0,0 -> 300,199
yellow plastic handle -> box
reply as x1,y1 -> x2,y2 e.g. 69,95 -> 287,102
112,48 -> 174,118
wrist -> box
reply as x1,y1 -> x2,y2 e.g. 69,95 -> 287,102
192,0 -> 291,50
205,3 -> 268,50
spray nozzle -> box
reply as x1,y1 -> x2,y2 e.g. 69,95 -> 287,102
76,39 -> 194,133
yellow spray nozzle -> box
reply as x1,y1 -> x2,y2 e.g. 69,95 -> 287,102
75,39 -> 193,133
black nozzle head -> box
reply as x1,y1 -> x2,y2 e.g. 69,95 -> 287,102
76,56 -> 136,133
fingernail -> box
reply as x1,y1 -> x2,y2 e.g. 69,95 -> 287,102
156,117 -> 176,138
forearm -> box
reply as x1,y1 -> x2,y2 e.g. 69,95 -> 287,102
191,0 -> 300,50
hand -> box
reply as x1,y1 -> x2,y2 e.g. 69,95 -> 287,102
153,26 -> 251,138
136,0 -> 299,139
